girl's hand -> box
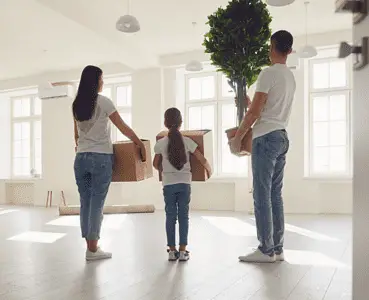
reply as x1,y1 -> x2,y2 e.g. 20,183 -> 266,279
137,141 -> 147,162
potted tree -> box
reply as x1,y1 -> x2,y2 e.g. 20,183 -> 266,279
203,0 -> 272,155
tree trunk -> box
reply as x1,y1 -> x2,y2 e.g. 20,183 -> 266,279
236,79 -> 246,126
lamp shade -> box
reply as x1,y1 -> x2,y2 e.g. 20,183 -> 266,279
116,15 -> 140,33
267,0 -> 295,6
299,45 -> 317,58
185,60 -> 203,72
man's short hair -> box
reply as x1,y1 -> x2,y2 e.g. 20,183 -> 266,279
271,30 -> 293,55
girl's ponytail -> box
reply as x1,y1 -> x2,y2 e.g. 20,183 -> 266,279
164,108 -> 187,170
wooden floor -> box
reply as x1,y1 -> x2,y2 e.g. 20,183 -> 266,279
0,206 -> 352,300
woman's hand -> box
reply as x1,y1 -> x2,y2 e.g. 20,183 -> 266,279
137,141 -> 147,162
206,165 -> 212,179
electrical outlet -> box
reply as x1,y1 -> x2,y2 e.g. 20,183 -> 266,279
335,0 -> 368,24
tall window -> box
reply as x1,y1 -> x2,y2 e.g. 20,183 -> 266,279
185,72 -> 248,177
307,51 -> 352,176
11,95 -> 42,177
101,82 -> 132,142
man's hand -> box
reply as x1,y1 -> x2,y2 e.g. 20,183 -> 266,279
229,136 -> 242,154
234,95 -> 252,109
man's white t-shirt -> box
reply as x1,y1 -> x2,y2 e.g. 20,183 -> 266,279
252,63 -> 296,139
154,136 -> 198,186
76,95 -> 117,154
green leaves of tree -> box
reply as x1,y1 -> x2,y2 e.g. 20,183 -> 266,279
203,0 -> 272,88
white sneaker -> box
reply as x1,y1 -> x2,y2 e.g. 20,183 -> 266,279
86,247 -> 112,261
238,249 -> 276,263
179,251 -> 190,262
276,252 -> 285,261
168,250 -> 179,261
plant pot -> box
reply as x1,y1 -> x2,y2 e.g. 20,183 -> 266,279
225,127 -> 252,156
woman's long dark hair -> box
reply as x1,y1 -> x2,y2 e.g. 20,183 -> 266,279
72,65 -> 102,121
164,108 -> 187,170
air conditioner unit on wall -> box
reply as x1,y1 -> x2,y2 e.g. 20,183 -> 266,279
38,82 -> 74,100
287,51 -> 300,70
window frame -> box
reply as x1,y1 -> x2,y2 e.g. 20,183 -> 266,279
184,71 -> 249,178
306,53 -> 352,178
101,81 -> 132,142
10,94 -> 42,179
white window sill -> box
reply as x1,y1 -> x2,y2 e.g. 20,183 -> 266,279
303,176 -> 352,183
5,177 -> 42,183
205,176 -> 248,183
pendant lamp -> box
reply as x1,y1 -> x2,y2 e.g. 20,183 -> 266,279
298,1 -> 317,58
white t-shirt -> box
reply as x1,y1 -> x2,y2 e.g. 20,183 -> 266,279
252,63 -> 296,139
154,136 -> 198,186
76,95 -> 117,154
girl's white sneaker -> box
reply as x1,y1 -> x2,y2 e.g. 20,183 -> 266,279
179,251 -> 190,262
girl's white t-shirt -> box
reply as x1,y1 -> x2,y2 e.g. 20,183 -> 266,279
154,136 -> 198,186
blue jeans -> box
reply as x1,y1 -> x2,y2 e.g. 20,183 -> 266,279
163,184 -> 191,247
74,152 -> 113,240
252,130 -> 289,255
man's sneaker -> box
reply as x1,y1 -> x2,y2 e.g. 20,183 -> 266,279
167,250 -> 179,261
238,249 -> 276,263
179,251 -> 190,262
86,247 -> 112,261
276,252 -> 285,261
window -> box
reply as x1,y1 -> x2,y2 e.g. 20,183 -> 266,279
101,83 -> 132,142
185,72 -> 248,177
307,52 -> 352,177
11,95 -> 42,177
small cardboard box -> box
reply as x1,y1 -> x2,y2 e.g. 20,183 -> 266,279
112,140 -> 153,182
156,130 -> 213,181
225,127 -> 252,156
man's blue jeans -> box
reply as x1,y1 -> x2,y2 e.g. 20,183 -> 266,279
74,152 -> 113,240
252,130 -> 289,255
163,184 -> 191,247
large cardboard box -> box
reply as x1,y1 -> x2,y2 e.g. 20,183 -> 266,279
112,140 -> 153,182
225,127 -> 252,156
156,130 -> 213,181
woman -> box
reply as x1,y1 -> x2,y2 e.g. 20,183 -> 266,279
73,65 -> 146,261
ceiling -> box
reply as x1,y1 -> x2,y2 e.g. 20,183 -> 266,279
0,0 -> 352,81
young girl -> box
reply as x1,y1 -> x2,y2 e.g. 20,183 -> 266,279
153,108 -> 212,261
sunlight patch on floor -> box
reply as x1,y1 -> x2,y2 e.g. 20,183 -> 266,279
202,216 -> 256,236
0,209 -> 19,215
47,214 -> 127,230
8,231 -> 66,243
283,249 -> 347,268
250,218 -> 340,242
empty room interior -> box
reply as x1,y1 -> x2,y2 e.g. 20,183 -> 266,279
1,0 -> 369,299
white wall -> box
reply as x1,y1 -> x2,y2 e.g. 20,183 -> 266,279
0,31 -> 353,213
352,18 -> 369,298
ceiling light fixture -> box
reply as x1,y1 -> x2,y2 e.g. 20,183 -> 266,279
185,22 -> 203,72
116,0 -> 140,33
298,1 -> 317,58
266,0 -> 295,6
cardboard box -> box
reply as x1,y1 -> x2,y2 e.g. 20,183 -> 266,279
156,130 -> 213,181
225,127 -> 252,155
112,140 -> 153,182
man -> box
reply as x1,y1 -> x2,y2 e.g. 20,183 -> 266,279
231,30 -> 296,263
